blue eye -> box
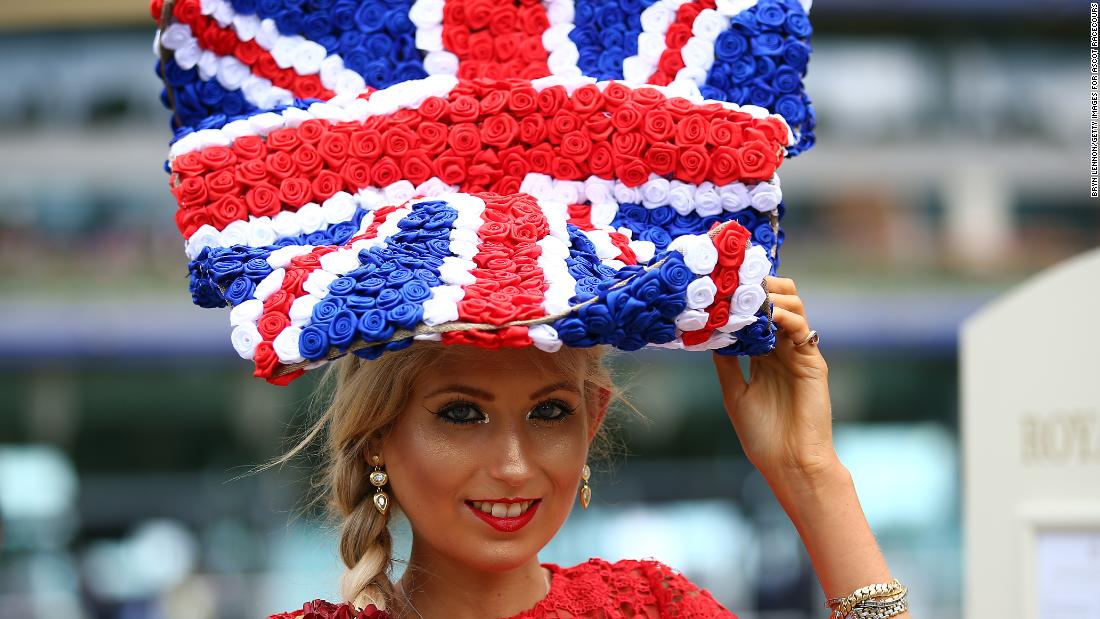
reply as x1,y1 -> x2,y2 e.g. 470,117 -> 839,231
434,400 -> 486,425
528,399 -> 577,423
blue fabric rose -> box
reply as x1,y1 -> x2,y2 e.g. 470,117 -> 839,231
224,276 -> 255,305
328,309 -> 358,349
357,309 -> 395,342
299,325 -> 331,360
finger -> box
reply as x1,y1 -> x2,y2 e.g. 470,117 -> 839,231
764,276 -> 797,295
767,292 -> 805,319
770,305 -> 813,348
712,351 -> 748,401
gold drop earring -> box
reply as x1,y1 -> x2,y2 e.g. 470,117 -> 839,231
370,454 -> 390,515
579,463 -> 591,510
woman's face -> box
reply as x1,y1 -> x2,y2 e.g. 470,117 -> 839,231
379,346 -> 604,573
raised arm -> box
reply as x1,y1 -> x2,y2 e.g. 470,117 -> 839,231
712,276 -> 912,618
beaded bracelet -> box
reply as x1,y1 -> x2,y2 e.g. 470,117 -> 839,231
825,579 -> 909,618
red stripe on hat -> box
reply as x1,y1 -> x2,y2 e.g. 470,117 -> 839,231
170,0 -> 334,100
441,193 -> 551,349
648,0 -> 717,86
440,0 -> 552,81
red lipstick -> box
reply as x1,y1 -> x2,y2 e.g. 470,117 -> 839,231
465,499 -> 541,532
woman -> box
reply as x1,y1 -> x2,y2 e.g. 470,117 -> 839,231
268,275 -> 910,619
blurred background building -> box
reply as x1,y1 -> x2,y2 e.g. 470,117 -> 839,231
0,1 -> 1089,618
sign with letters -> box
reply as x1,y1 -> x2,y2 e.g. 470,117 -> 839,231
962,248 -> 1100,619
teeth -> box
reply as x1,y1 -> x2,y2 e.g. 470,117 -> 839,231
471,500 -> 534,517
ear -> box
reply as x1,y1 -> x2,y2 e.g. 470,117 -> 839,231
586,386 -> 611,445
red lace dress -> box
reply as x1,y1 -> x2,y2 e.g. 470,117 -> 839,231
270,557 -> 738,618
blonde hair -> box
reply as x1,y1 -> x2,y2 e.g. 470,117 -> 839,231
270,341 -> 630,613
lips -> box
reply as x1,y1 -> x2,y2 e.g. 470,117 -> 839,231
465,499 -> 542,533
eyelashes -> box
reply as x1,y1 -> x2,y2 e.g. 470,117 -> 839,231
427,398 -> 578,426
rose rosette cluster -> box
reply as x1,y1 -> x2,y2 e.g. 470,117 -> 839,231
168,77 -> 788,238
441,0 -> 552,81
703,0 -> 816,155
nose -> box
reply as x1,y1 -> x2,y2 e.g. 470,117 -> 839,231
487,426 -> 535,488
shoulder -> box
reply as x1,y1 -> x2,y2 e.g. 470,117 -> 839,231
266,599 -> 389,619
551,557 -> 737,618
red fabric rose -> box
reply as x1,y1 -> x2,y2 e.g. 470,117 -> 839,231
235,159 -> 268,187
282,267 -> 308,295
518,114 -> 547,145
480,89 -> 509,116
448,123 -> 482,156
252,341 -> 280,378
738,141 -> 776,180
416,121 -> 448,154
641,109 -> 674,142
559,131 -> 592,161
631,87 -> 665,108
312,170 -> 342,202
245,182 -> 282,218
291,252 -> 321,268
526,143 -> 554,174
601,81 -> 632,110
292,145 -> 324,177
381,126 -> 416,160
278,177 -> 312,207
584,113 -> 613,141
172,152 -> 205,176
548,110 -> 582,142
705,300 -> 731,330
199,145 -> 236,171
708,119 -> 743,147
349,129 -> 383,161
172,176 -> 208,208
550,155 -> 582,180
610,103 -> 643,132
588,142 -> 615,178
265,151 -> 298,180
536,85 -> 567,116
318,131 -> 349,169
418,95 -> 449,121
340,160 -> 371,193
614,156 -> 649,188
401,150 -> 434,186
714,265 -> 741,297
609,126 -> 646,157
709,146 -> 741,185
434,154 -> 467,185
266,128 -> 301,152
681,328 -> 712,346
490,175 -> 522,195
664,22 -> 693,48
714,222 -> 751,268
644,143 -> 678,176
175,207 -> 203,238
266,369 -> 304,386
235,40 -> 262,65
500,147 -> 530,179
449,95 -> 480,122
570,84 -> 604,114
297,119 -> 327,143
232,135 -> 267,161
665,96 -> 694,118
676,145 -> 711,184
370,156 -> 401,187
674,115 -> 708,146
208,195 -> 247,228
481,114 -> 519,149
263,290 -> 293,316
507,85 -> 538,116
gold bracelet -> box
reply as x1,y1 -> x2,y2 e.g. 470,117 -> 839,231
825,579 -> 908,618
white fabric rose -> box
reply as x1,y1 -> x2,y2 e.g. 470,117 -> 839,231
288,294 -> 321,327
668,181 -> 696,216
629,240 -> 656,263
718,314 -> 757,334
220,220 -> 249,247
732,283 -> 767,315
439,257 -> 478,285
230,322 -> 262,359
302,269 -> 338,297
678,235 -> 719,275
520,173 -> 554,200
267,245 -> 312,268
738,244 -> 771,286
186,224 -> 222,260
589,202 -> 618,229
529,324 -> 563,353
750,182 -> 783,212
694,184 -> 724,216
641,177 -> 671,208
247,216 -> 277,247
640,4 -> 676,33
692,8 -> 728,41
229,299 -> 263,326
584,177 -> 615,204
322,192 -> 357,225
273,326 -> 305,363
416,25 -> 444,52
383,180 -> 416,204
719,183 -> 752,212
319,249 -> 362,275
424,51 -> 459,75
291,41 -> 326,75
296,202 -> 325,234
254,268 -> 285,301
422,296 -> 460,326
612,182 -> 641,205
409,0 -> 444,27
675,308 -> 709,332
686,276 -> 717,309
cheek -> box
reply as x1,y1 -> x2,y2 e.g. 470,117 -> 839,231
384,420 -> 475,518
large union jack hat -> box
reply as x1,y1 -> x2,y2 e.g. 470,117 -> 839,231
150,0 -> 816,385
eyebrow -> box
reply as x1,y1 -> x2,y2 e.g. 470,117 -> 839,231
427,381 -> 580,402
